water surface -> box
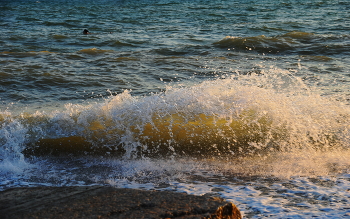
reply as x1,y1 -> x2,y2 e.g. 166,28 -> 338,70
1,0 -> 350,218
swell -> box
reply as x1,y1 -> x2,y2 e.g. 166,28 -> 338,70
214,32 -> 350,56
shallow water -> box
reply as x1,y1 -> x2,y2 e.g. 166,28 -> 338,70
1,0 -> 350,218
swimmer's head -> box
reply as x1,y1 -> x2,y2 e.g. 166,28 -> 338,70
83,29 -> 90,34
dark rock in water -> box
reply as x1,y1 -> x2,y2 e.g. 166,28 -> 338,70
0,186 -> 241,219
209,202 -> 242,219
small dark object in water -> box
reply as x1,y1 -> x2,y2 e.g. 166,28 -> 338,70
83,29 -> 90,34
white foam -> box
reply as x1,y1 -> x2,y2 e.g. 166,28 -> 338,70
1,69 -> 350,217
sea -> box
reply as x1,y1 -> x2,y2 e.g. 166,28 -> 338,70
1,0 -> 350,218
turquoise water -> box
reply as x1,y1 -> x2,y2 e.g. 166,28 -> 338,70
1,0 -> 350,218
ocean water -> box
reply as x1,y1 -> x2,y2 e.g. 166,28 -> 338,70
1,0 -> 350,217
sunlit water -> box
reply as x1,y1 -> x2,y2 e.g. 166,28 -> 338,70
1,0 -> 350,218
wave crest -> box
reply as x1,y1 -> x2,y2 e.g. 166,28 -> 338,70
3,69 -> 346,159
214,32 -> 350,55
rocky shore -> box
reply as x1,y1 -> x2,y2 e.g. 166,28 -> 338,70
0,186 -> 242,219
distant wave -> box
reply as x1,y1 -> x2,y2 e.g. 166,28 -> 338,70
78,48 -> 114,55
214,31 -> 350,56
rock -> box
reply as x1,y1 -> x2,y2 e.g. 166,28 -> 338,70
208,202 -> 242,219
0,186 -> 242,219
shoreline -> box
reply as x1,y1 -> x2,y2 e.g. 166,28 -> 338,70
0,186 -> 241,219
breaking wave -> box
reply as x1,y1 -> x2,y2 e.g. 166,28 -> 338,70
1,68 -> 349,162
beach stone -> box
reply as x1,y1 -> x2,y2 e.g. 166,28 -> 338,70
0,186 -> 241,219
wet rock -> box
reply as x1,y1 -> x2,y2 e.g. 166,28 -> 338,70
0,186 -> 241,219
208,202 -> 242,219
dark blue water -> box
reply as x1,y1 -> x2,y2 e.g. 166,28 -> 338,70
1,0 -> 349,107
1,0 -> 350,217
